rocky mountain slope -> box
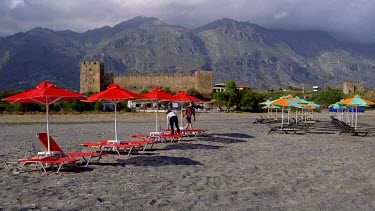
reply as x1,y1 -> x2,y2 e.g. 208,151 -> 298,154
0,16 -> 374,91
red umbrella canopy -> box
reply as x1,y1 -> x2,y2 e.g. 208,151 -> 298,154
141,88 -> 177,132
174,91 -> 204,126
141,87 -> 177,101
84,84 -> 142,142
85,84 -> 142,103
4,81 -> 86,104
3,81 -> 86,154
174,91 -> 204,103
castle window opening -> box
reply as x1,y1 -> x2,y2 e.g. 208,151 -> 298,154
133,86 -> 136,90
89,68 -> 91,71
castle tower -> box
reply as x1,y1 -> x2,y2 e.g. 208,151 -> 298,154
195,71 -> 213,95
80,61 -> 104,94
343,82 -> 365,94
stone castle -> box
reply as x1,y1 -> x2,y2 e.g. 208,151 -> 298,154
343,82 -> 364,94
80,61 -> 213,95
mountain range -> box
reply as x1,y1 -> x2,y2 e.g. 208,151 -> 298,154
0,16 -> 374,92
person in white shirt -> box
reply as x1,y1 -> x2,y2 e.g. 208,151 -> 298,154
166,110 -> 181,134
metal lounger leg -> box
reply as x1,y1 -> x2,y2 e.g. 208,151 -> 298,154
127,147 -> 133,155
55,162 -> 65,174
83,156 -> 92,167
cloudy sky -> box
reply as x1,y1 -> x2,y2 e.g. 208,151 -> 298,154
1,0 -> 375,42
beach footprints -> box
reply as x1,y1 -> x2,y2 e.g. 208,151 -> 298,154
149,198 -> 170,206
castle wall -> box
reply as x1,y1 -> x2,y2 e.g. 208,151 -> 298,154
113,71 -> 212,95
80,61 -> 212,95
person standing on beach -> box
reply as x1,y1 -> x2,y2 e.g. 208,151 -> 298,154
184,102 -> 196,129
166,110 -> 180,134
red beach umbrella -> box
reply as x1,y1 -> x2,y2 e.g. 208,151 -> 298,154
85,84 -> 142,142
174,91 -> 204,126
3,81 -> 87,154
141,88 -> 177,132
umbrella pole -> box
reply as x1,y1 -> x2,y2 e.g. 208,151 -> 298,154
46,102 -> 50,153
180,103 -> 183,128
281,107 -> 284,128
156,100 -> 159,132
114,102 -> 118,141
355,106 -> 358,130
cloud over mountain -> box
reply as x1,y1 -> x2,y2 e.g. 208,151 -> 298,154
1,0 -> 375,42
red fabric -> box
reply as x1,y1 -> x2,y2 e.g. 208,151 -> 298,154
85,83 -> 142,103
141,87 -> 177,101
174,91 -> 204,103
4,81 -> 86,104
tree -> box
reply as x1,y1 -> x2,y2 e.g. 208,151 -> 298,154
242,90 -> 262,111
140,89 -> 149,95
225,81 -> 243,110
163,87 -> 176,95
311,87 -> 343,108
212,92 -> 229,111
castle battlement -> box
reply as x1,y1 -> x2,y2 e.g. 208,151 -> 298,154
80,61 -> 213,95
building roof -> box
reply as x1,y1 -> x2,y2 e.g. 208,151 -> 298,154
237,84 -> 250,89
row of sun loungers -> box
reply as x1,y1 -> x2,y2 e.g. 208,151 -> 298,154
256,114 -> 373,136
330,116 -> 374,137
4,129 -> 205,174
255,115 -> 318,135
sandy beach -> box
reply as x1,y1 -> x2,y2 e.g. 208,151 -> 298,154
0,111 -> 374,210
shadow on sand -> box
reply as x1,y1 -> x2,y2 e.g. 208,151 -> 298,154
211,133 -> 255,138
198,136 -> 248,144
118,156 -> 203,166
164,143 -> 223,150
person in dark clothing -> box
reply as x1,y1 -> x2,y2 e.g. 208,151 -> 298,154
166,110 -> 180,134
184,102 -> 196,129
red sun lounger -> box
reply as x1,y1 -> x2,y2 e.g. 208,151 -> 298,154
37,133 -> 103,167
4,156 -> 78,174
82,141 -> 145,155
